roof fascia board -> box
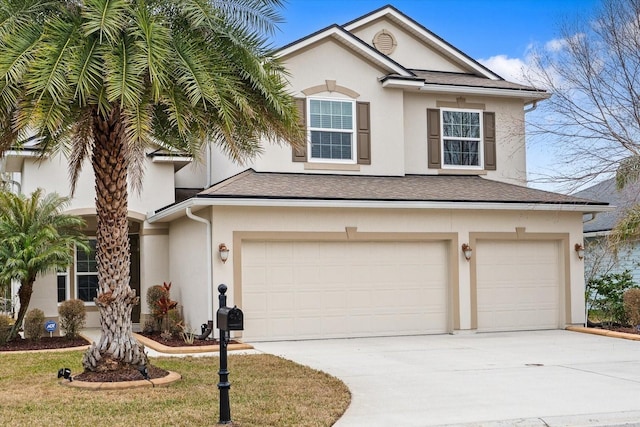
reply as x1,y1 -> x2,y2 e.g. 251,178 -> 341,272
344,6 -> 501,80
417,83 -> 551,100
150,155 -> 193,164
276,25 -> 413,77
147,197 -> 612,223
4,149 -> 42,158
584,231 -> 611,238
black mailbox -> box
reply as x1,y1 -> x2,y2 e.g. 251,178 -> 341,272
217,305 -> 244,331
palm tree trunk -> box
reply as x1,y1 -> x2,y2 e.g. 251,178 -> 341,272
82,107 -> 147,371
5,279 -> 34,342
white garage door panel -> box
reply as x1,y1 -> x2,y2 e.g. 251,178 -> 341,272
242,240 -> 449,341
477,240 -> 561,332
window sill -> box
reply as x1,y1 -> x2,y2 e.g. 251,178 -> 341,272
304,163 -> 361,172
437,169 -> 487,175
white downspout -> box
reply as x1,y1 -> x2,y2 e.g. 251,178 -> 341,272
186,207 -> 213,322
524,101 -> 538,114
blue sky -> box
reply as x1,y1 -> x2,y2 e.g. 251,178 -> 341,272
269,0 -> 604,192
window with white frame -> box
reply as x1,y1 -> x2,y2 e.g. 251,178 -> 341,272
308,98 -> 355,161
76,239 -> 98,303
442,109 -> 482,167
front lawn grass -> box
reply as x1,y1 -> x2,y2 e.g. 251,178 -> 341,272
0,351 -> 350,426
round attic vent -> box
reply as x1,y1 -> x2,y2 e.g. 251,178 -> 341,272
373,29 -> 397,55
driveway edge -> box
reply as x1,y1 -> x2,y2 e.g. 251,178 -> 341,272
566,325 -> 640,341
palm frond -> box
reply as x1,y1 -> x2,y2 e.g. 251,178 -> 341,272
81,0 -> 129,44
132,3 -> 171,102
102,30 -> 145,108
68,109 -> 94,195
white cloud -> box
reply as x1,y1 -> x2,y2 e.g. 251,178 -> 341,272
544,38 -> 567,52
478,55 -> 530,85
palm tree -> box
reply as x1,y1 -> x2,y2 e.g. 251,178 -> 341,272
0,0 -> 302,371
0,189 -> 88,343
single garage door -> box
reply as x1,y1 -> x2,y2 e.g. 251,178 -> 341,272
241,240 -> 449,341
476,240 -> 562,332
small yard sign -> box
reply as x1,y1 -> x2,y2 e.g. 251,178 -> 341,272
45,320 -> 57,337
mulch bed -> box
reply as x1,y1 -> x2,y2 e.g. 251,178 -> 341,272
0,336 -> 170,383
605,326 -> 640,335
73,364 -> 169,382
0,336 -> 90,352
138,331 -> 224,347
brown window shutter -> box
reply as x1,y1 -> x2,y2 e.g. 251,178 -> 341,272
357,101 -> 371,165
292,98 -> 307,162
483,111 -> 496,171
427,109 -> 441,169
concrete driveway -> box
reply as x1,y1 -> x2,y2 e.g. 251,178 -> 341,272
253,330 -> 640,426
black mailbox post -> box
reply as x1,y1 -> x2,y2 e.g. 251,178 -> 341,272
216,284 -> 243,425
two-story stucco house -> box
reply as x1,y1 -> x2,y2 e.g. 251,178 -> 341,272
2,5 -> 608,340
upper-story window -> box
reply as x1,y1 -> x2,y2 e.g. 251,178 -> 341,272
441,109 -> 482,168
308,98 -> 355,162
292,96 -> 370,166
427,108 -> 496,171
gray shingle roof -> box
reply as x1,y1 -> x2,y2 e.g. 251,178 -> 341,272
197,169 -> 605,206
574,178 -> 640,232
409,70 -> 545,92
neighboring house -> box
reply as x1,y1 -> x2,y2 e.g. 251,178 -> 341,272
574,178 -> 640,284
2,6 -> 608,340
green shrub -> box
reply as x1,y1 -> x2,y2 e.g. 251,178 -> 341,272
624,288 -> 640,327
587,270 -> 638,325
58,299 -> 86,338
0,314 -> 13,343
165,308 -> 182,335
24,308 -> 45,340
147,284 -> 168,331
147,282 -> 179,336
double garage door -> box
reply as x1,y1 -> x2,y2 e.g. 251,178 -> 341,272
240,239 -> 563,341
241,240 -> 449,341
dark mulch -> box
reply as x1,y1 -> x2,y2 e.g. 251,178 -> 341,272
73,364 -> 169,383
0,336 -> 170,383
0,336 -> 90,352
139,331 -> 237,347
587,320 -> 640,335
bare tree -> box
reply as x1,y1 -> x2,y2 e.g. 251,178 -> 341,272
527,0 -> 640,192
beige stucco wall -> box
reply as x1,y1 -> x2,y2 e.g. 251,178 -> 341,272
167,214 -> 215,330
165,205 -> 586,333
20,153 -> 176,216
403,92 -> 527,184
210,38 -> 407,181
349,19 -> 469,73
209,37 -> 529,185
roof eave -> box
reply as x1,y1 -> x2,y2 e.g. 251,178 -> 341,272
419,83 -> 551,100
147,197 -> 612,224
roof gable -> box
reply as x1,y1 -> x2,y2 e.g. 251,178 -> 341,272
277,24 -> 413,77
342,5 -> 500,80
275,5 -> 547,99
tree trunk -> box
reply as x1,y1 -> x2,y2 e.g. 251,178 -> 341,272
5,279 -> 34,343
82,107 -> 148,371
